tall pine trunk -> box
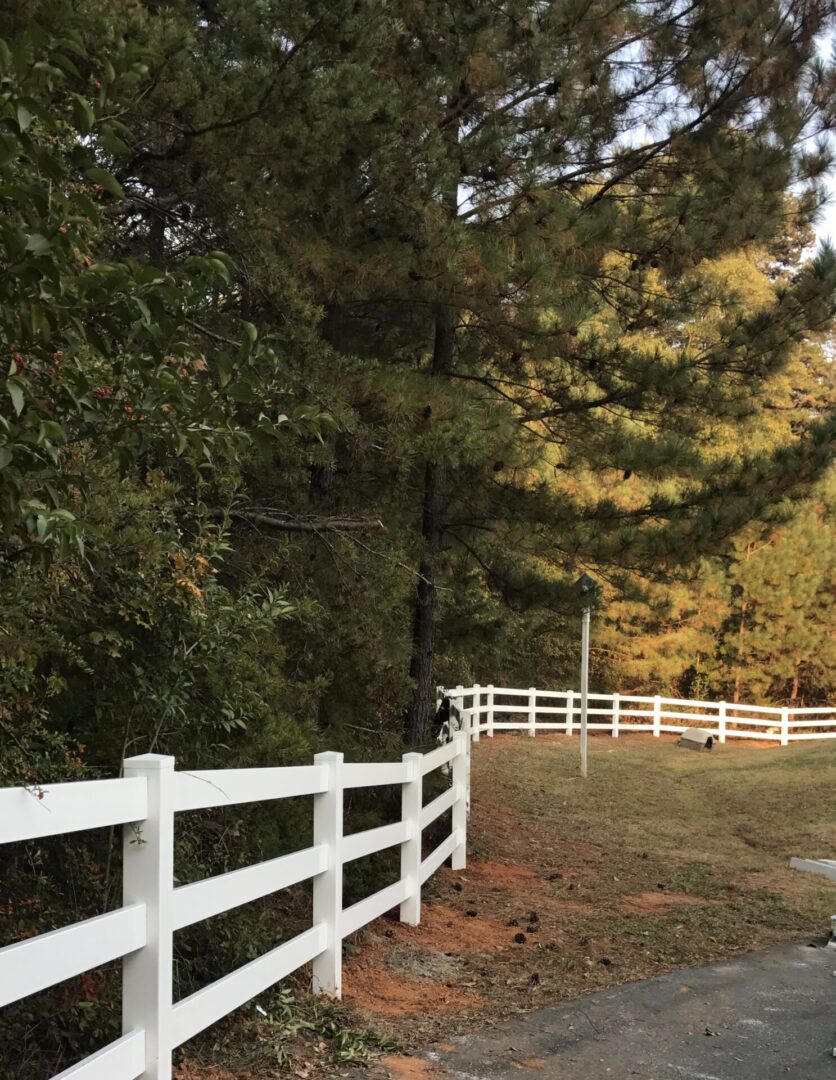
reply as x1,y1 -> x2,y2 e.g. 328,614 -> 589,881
403,91 -> 461,745
790,659 -> 801,702
404,306 -> 456,744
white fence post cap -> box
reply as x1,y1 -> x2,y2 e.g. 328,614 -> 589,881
123,754 -> 175,770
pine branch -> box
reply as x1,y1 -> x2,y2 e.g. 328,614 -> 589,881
229,510 -> 384,533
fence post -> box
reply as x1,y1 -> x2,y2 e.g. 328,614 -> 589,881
487,684 -> 495,737
312,751 -> 344,998
453,684 -> 470,817
122,753 -> 176,1080
612,693 -> 620,738
528,687 -> 537,737
400,752 -> 424,925
652,695 -> 661,737
780,706 -> 789,747
472,683 -> 481,742
566,690 -> 575,736
718,701 -> 727,745
451,732 -> 467,870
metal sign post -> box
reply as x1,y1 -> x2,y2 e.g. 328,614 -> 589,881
574,572 -> 598,780
580,605 -> 590,779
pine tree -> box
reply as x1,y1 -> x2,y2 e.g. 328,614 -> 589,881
720,480 -> 836,704
43,0 -> 836,740
594,243 -> 835,705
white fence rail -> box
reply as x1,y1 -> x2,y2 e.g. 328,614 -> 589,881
446,684 -> 836,747
0,734 -> 468,1080
4,683 -> 834,1079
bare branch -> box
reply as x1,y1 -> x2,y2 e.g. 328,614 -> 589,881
230,510 -> 384,533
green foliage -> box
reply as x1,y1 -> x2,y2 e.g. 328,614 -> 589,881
592,250 -> 836,705
1,1 -> 835,1074
0,11 -> 316,560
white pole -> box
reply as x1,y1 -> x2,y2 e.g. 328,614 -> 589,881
580,606 -> 590,778
399,751 -> 423,925
451,732 -> 468,870
122,753 -> 175,1080
780,706 -> 789,747
312,751 -> 344,997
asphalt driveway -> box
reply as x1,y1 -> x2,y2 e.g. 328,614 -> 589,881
406,940 -> 836,1080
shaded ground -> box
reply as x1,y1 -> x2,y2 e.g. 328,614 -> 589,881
179,734 -> 836,1077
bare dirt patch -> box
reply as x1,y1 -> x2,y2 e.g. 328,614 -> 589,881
341,903 -> 513,1018
402,901 -> 514,952
343,951 -> 483,1016
620,890 -> 709,913
449,859 -> 540,890
376,1056 -> 446,1080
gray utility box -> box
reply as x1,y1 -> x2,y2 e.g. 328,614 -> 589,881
678,728 -> 714,751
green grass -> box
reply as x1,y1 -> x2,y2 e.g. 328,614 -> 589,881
469,733 -> 836,940
499,733 -> 836,875
414,734 -> 836,1031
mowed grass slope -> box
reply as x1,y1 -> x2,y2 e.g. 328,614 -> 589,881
489,732 -> 836,874
464,734 -> 836,966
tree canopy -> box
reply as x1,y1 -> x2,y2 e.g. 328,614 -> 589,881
2,1 -> 835,1073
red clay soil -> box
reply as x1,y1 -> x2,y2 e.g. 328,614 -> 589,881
619,891 -> 711,913
376,1057 -> 447,1080
342,957 -> 484,1017
453,859 -> 540,889
391,900 -> 514,952
341,902 -> 506,1015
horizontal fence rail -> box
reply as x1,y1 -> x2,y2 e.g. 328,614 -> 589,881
4,680 -> 832,1080
444,684 -> 835,747
0,735 -> 469,1080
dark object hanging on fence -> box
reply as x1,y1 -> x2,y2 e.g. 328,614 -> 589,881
432,694 -> 462,745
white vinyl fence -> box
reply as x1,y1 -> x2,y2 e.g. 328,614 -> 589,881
3,684 -> 834,1080
0,735 -> 468,1080
447,684 -> 836,747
